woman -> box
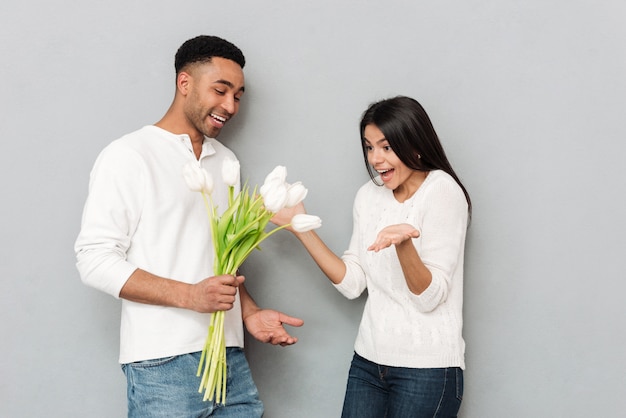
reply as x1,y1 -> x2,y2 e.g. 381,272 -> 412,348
273,96 -> 471,417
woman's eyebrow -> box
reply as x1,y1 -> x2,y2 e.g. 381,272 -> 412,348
363,137 -> 387,145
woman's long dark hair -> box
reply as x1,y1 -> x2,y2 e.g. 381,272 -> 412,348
360,96 -> 472,217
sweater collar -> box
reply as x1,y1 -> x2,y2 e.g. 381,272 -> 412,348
179,135 -> 216,159
150,125 -> 217,159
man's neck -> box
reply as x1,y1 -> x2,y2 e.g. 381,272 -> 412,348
155,109 -> 204,159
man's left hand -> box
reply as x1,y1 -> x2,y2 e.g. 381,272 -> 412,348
244,309 -> 304,346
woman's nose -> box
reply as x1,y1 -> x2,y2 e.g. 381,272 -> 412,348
370,148 -> 384,164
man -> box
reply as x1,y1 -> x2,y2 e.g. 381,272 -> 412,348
75,35 -> 303,417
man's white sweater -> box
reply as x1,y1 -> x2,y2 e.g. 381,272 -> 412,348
75,126 -> 244,364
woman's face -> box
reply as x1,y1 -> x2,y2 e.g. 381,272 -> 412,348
364,124 -> 409,189
363,124 -> 425,200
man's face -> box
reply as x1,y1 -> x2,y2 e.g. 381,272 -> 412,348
182,57 -> 245,138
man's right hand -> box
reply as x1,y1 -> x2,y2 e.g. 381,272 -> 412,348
119,269 -> 244,313
188,274 -> 245,313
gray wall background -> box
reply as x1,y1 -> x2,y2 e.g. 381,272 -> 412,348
1,1 -> 624,417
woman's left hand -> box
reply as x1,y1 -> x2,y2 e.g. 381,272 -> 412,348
368,223 -> 420,252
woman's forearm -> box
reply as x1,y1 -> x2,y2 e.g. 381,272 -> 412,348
395,240 -> 432,295
295,230 -> 346,285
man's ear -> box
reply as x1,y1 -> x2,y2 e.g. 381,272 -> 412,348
177,71 -> 191,96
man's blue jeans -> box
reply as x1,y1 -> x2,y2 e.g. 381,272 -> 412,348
341,352 -> 463,418
122,348 -> 263,418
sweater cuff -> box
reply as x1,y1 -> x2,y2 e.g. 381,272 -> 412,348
78,257 -> 138,299
407,279 -> 440,313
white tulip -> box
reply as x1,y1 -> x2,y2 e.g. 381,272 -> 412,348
183,162 -> 213,194
260,180 -> 288,213
263,165 -> 287,186
221,157 -> 240,187
291,214 -> 322,232
284,182 -> 308,208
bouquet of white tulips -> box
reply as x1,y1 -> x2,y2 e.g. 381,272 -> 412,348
183,159 -> 321,404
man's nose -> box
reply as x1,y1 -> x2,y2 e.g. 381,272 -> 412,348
222,95 -> 237,115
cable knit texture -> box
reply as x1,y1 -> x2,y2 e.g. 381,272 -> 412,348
336,170 -> 468,369
75,126 -> 244,364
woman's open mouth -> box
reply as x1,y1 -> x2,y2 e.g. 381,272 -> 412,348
378,168 -> 394,182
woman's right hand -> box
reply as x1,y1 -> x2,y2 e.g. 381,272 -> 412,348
271,202 -> 306,231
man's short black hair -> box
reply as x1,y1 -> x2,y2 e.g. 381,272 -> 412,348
174,35 -> 245,73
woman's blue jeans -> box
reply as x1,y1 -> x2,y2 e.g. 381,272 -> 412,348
341,352 -> 463,418
121,348 -> 263,418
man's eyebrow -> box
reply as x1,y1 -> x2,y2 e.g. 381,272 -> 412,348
213,79 -> 245,92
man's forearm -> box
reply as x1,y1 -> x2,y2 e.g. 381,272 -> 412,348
119,268 -> 193,309
238,283 -> 261,320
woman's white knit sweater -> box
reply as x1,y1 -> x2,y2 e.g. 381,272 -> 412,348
336,170 -> 468,369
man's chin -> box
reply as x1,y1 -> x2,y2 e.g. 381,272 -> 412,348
202,127 -> 221,139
